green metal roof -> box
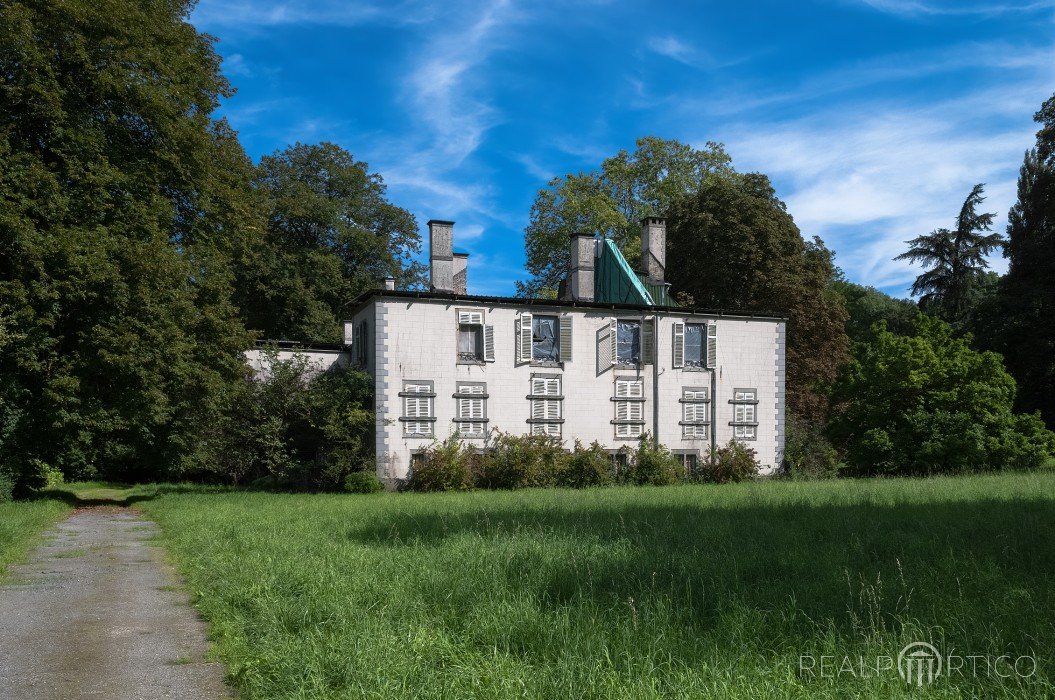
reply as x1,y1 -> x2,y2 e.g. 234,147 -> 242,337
594,238 -> 678,307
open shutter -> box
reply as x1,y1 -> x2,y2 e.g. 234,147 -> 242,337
706,322 -> 717,368
483,325 -> 495,362
559,316 -> 573,362
642,318 -> 655,364
519,313 -> 533,363
672,322 -> 684,368
597,319 -> 615,371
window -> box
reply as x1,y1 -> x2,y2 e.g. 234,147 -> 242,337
354,320 -> 369,365
401,381 -> 435,437
684,323 -> 705,367
616,320 -> 641,365
674,450 -> 700,475
730,388 -> 758,441
673,321 -> 716,369
454,382 -> 487,438
680,387 -> 710,440
610,449 -> 631,475
528,375 -> 562,437
456,309 -> 494,363
613,378 -> 644,439
532,315 -> 560,362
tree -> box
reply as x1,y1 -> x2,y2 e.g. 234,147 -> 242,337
665,174 -> 849,424
830,279 -> 917,344
991,93 -> 1055,427
828,315 -> 1054,475
236,143 -> 426,343
0,0 -> 254,489
895,184 -> 1003,323
518,137 -> 732,297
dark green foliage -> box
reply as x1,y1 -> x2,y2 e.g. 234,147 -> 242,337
0,0 -> 254,490
344,471 -> 384,494
829,315 -> 1055,475
236,143 -> 426,343
783,416 -> 839,480
407,438 -> 475,492
0,470 -> 13,503
475,432 -> 566,489
703,440 -> 761,483
561,441 -> 614,488
666,175 -> 849,424
207,352 -> 374,489
895,184 -> 1003,324
622,437 -> 686,486
830,280 -> 917,343
990,93 -> 1055,427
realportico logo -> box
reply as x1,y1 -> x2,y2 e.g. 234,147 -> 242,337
798,641 -> 1037,686
898,642 -> 941,686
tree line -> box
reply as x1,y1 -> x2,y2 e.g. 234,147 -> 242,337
2,1 -> 1053,496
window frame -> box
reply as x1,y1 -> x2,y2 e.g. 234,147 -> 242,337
615,319 -> 642,367
729,387 -> 759,441
530,314 -> 562,364
527,373 -> 563,437
453,381 -> 488,439
400,380 -> 436,438
683,322 -> 706,369
612,376 -> 646,440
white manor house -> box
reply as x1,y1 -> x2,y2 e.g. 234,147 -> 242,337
251,218 -> 787,484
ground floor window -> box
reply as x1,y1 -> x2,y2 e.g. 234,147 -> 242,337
730,388 -> 758,441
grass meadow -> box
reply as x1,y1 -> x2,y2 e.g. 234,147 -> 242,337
135,473 -> 1055,699
0,498 -> 71,579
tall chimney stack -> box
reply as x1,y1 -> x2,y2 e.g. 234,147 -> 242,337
565,232 -> 596,302
453,253 -> 469,295
640,217 -> 666,283
428,220 -> 454,293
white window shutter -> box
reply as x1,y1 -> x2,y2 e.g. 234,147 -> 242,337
597,319 -> 614,370
672,322 -> 684,368
628,401 -> 643,421
458,310 -> 484,325
483,325 -> 495,362
642,318 -> 655,364
343,320 -> 354,346
519,312 -> 533,363
706,322 -> 717,368
559,316 -> 573,362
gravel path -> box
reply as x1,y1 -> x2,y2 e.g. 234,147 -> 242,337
0,508 -> 229,700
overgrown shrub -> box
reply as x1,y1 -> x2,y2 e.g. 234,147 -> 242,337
476,432 -> 567,489
783,415 -> 839,479
344,470 -> 384,494
407,437 -> 474,492
561,441 -> 614,488
705,440 -> 761,483
623,437 -> 686,486
208,350 -> 374,489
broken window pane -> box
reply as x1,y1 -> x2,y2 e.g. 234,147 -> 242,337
532,315 -> 560,362
616,320 -> 640,365
684,323 -> 704,367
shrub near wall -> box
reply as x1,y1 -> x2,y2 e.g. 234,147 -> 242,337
476,432 -> 567,489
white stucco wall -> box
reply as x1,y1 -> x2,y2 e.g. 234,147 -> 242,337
244,348 -> 349,378
364,296 -> 785,483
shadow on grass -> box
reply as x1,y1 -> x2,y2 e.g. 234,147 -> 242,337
28,483 -> 228,508
346,494 -> 1055,658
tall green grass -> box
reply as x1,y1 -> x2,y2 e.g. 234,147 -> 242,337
142,474 -> 1055,699
0,499 -> 71,578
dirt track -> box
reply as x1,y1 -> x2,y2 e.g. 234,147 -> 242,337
0,508 -> 229,700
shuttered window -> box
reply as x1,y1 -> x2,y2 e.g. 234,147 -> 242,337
401,381 -> 435,437
528,375 -> 562,437
613,378 -> 645,439
454,382 -> 487,438
457,308 -> 493,363
730,388 -> 758,441
680,386 -> 710,440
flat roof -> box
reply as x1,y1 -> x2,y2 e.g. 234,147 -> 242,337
346,289 -> 788,321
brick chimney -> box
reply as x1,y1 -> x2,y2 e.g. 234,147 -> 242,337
383,277 -> 395,291
428,220 -> 454,293
564,232 -> 596,302
640,217 -> 666,284
453,253 -> 469,295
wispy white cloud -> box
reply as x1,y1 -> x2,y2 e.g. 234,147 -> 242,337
647,36 -> 703,67
192,0 -> 438,29
848,0 -> 1055,17
723,78 -> 1049,294
223,53 -> 253,77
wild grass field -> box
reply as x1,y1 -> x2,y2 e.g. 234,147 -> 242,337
0,498 -> 71,579
136,473 -> 1055,699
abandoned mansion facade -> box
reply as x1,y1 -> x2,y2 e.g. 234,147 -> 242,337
336,218 -> 787,484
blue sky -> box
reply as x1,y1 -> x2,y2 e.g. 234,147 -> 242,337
192,0 -> 1055,298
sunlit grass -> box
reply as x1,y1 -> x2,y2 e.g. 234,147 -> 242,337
0,499 -> 71,578
141,473 -> 1055,699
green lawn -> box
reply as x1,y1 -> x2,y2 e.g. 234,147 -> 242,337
140,474 -> 1055,699
0,498 -> 71,579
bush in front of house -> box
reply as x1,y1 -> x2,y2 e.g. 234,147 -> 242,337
783,415 -> 840,479
475,432 -> 567,489
622,437 -> 686,486
344,470 -> 385,494
560,441 -> 614,488
407,437 -> 474,492
704,440 -> 761,483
